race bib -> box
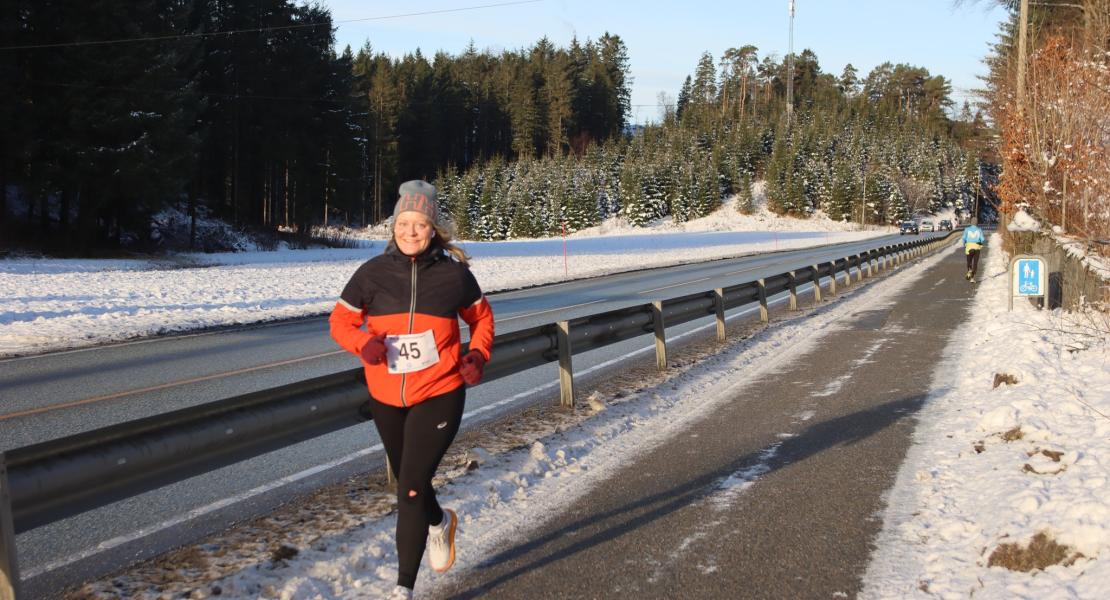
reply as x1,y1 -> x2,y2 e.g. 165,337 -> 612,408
385,330 -> 440,374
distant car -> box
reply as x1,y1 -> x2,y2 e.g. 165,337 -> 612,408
919,220 -> 936,232
939,219 -> 953,231
899,220 -> 919,235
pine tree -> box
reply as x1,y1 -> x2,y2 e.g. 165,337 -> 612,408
684,52 -> 718,129
618,160 -> 650,225
838,63 -> 859,97
566,164 -> 599,231
676,76 -> 692,121
886,179 -> 909,223
735,173 -> 754,214
765,130 -> 796,215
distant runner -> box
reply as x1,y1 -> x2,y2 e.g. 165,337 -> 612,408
962,223 -> 985,282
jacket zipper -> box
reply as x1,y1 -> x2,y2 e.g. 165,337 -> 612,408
400,257 -> 417,406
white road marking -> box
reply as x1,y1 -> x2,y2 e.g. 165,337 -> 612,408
639,276 -> 714,295
497,299 -> 607,322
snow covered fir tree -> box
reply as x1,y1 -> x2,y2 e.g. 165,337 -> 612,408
435,51 -> 982,240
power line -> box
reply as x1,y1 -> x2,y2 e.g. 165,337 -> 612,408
0,0 -> 542,51
26,80 -> 363,105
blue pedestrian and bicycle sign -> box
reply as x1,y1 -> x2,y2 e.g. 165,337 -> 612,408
1009,255 -> 1047,310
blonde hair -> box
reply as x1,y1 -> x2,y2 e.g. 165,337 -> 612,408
387,217 -> 470,265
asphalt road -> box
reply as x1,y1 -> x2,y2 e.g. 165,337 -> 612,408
432,244 -> 978,599
0,231 -> 947,598
0,232 -> 945,450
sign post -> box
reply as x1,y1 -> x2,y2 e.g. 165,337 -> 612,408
1009,254 -> 1047,311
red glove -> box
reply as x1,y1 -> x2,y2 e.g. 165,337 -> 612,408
459,350 -> 486,385
361,333 -> 387,365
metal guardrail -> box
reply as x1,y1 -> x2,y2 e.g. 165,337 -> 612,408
0,231 -> 959,599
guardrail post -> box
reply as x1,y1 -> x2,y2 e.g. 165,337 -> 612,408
827,261 -> 837,295
841,258 -> 852,288
713,288 -> 726,342
855,255 -> 864,282
557,320 -> 576,407
787,271 -> 798,310
650,302 -> 667,369
811,265 -> 822,302
1,453 -> 20,600
756,279 -> 769,323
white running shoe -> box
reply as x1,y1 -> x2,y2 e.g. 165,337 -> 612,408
387,585 -> 413,600
427,508 -> 457,572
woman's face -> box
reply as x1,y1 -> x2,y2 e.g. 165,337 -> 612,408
393,211 -> 435,256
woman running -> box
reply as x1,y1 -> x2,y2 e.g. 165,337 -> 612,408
330,180 -> 494,599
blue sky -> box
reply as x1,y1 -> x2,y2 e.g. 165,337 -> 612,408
326,1 -> 1010,123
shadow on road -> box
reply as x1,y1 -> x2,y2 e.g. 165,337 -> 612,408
444,393 -> 926,599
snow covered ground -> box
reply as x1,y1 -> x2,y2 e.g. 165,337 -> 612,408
64,232 -> 1110,599
861,235 -> 1110,599
0,197 -> 890,357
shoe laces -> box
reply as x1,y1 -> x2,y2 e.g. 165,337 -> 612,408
429,515 -> 450,550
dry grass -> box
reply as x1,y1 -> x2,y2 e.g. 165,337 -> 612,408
269,545 -> 299,562
1021,449 -> 1067,475
987,532 -> 1084,572
1000,427 -> 1024,442
1022,462 -> 1067,475
1029,448 -> 1064,462
992,373 -> 1019,389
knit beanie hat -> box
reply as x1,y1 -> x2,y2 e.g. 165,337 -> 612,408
393,180 -> 439,223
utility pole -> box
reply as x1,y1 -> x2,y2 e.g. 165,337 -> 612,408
1016,0 -> 1029,115
786,0 -> 795,121
974,160 -> 981,225
323,149 -> 330,228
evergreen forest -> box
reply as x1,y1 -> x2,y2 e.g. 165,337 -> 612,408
1,0 -> 990,253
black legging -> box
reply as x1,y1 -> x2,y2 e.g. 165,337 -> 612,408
366,386 -> 465,589
966,248 -> 981,277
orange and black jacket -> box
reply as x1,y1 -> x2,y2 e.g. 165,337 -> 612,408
329,245 -> 494,407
